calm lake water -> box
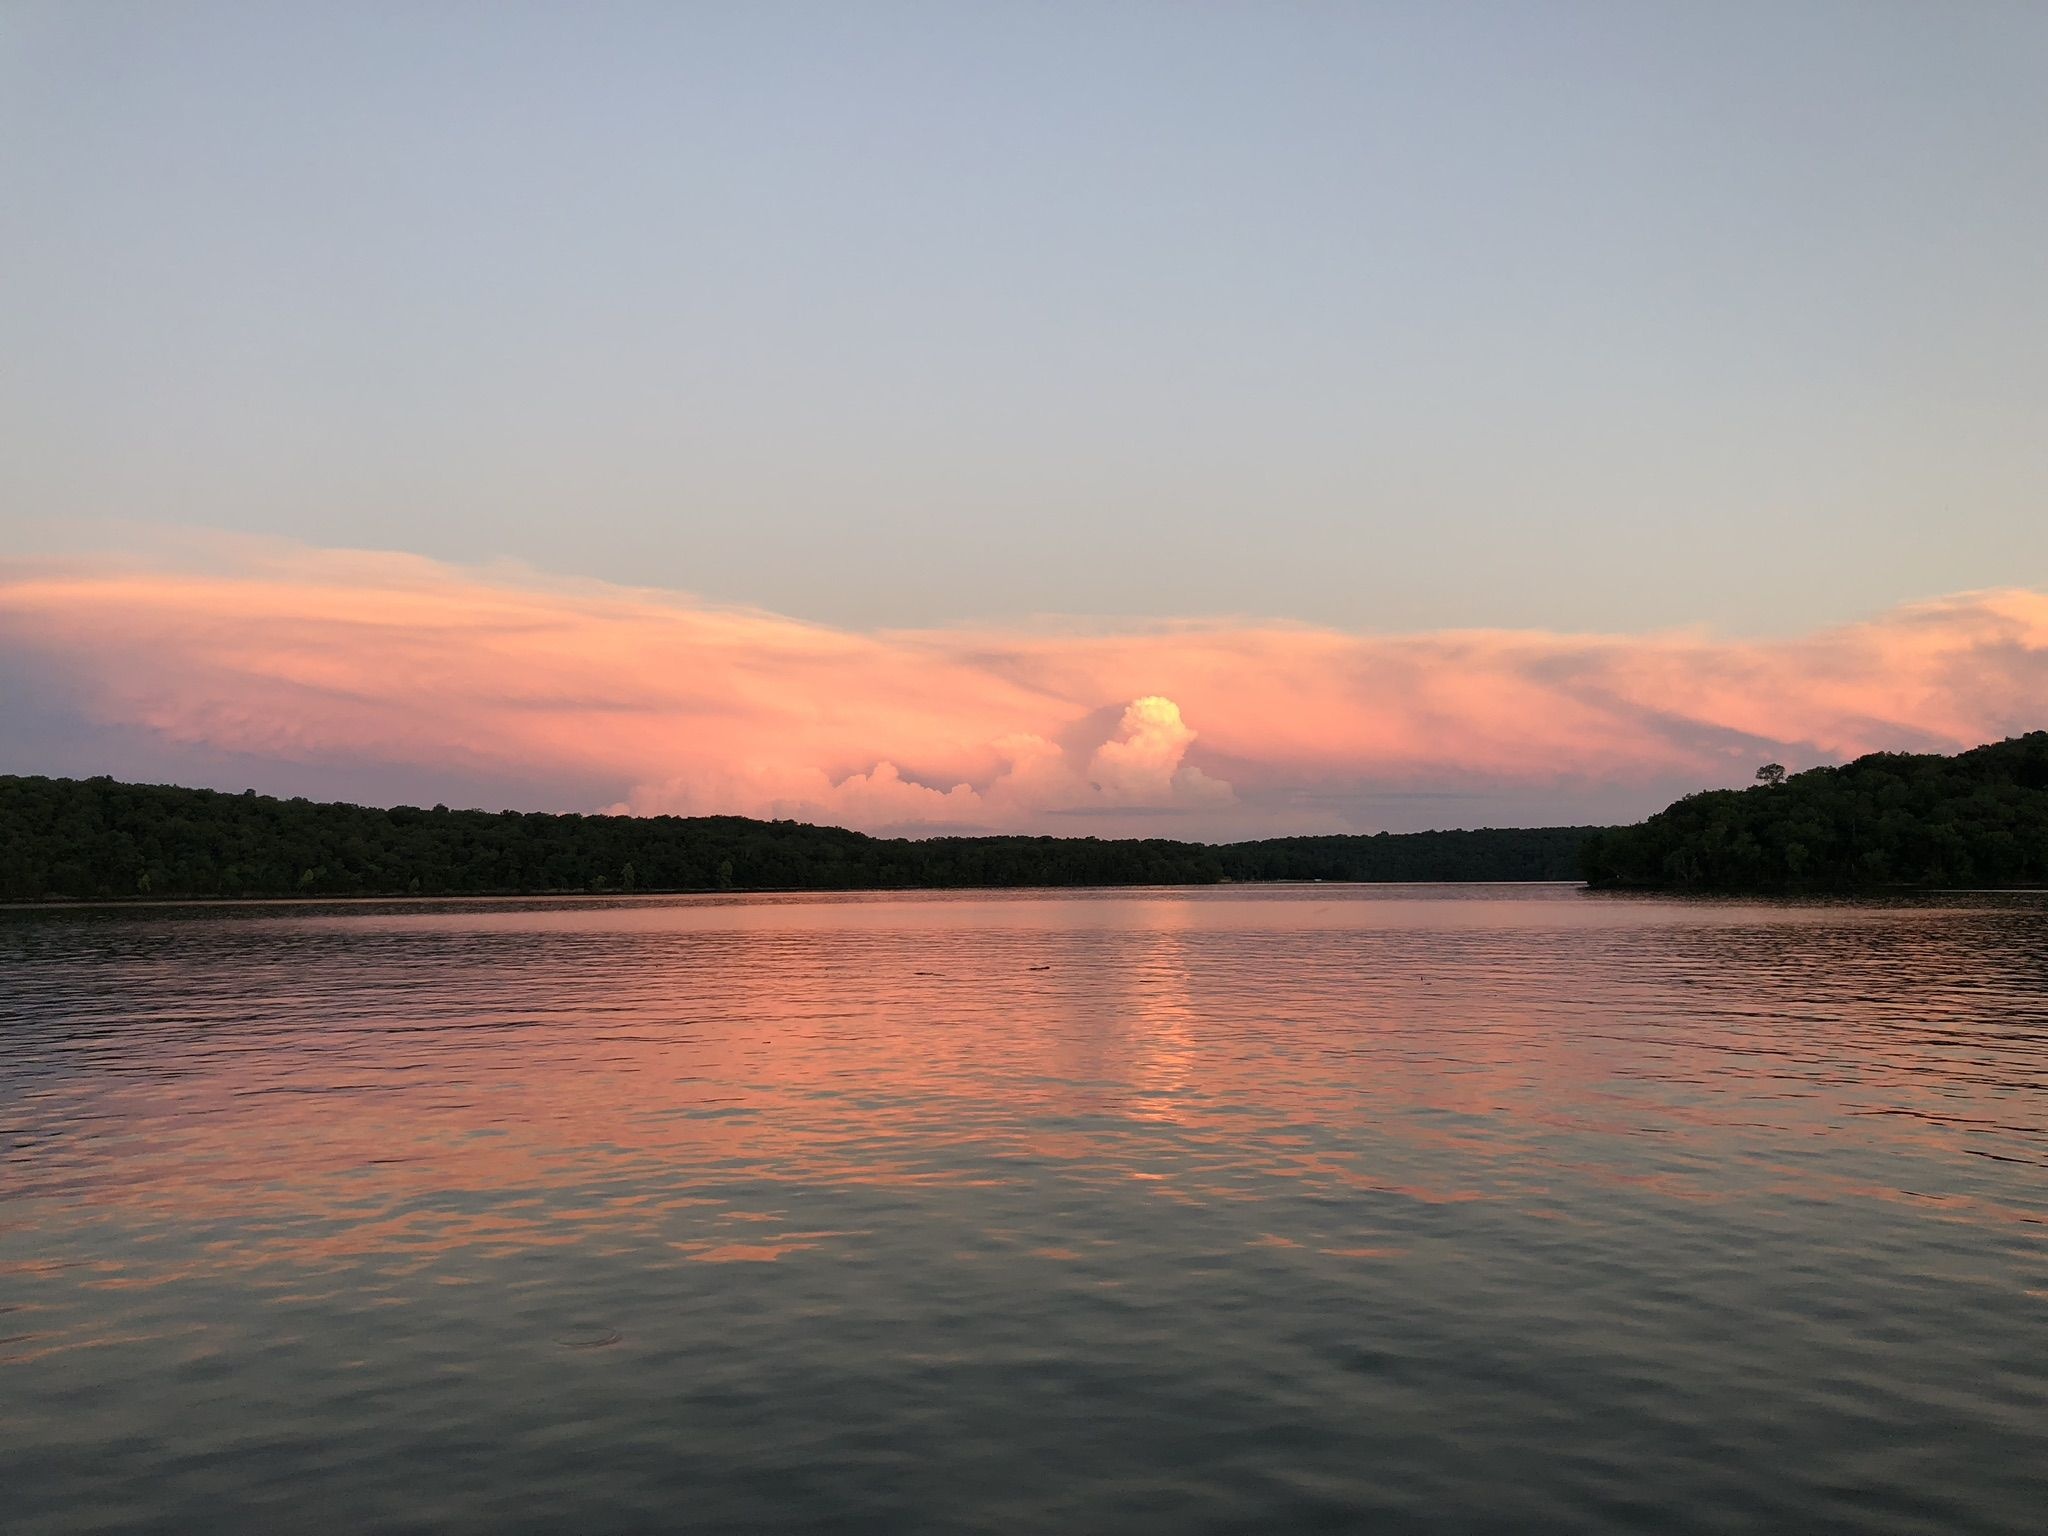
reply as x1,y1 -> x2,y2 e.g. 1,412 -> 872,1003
2,885 -> 2044,1533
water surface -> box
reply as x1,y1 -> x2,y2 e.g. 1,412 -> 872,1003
3,885 -> 2044,1532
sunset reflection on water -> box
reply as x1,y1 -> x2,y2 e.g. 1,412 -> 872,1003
3,886 -> 2045,1533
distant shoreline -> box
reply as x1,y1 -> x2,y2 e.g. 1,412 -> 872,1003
15,879 -> 2048,915
14,737 -> 2048,901
1,774 -> 1602,903
1,877 -> 1597,911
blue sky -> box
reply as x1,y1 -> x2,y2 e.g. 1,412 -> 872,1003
5,1 -> 2043,637
3,4 -> 2046,831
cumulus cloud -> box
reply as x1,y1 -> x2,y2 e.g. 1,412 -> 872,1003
1,538 -> 2044,836
1086,697 -> 1232,807
614,696 -> 1230,828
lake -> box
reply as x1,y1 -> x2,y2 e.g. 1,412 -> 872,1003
2,885 -> 2044,1533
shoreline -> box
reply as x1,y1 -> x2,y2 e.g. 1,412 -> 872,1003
0,877 -> 1595,911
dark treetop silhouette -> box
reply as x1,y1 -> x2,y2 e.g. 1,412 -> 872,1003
14,732 -> 2041,902
0,775 -> 1599,901
1581,732 -> 2048,891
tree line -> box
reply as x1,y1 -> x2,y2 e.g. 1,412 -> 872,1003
1581,731 -> 2048,890
0,774 -> 1601,901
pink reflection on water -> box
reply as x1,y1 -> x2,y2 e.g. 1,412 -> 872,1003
4,886 -> 2045,1373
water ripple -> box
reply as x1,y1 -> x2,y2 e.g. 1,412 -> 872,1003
2,885 -> 2044,1533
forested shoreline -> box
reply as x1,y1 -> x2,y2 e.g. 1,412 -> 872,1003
0,775 -> 1600,901
14,730 -> 2043,903
1581,732 -> 2048,891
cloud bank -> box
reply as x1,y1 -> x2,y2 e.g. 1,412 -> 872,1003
2,540 -> 2044,837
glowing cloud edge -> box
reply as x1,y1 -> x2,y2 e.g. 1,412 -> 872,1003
1,540 -> 2043,837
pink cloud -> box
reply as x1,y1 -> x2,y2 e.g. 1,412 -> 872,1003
2,540 -> 2044,836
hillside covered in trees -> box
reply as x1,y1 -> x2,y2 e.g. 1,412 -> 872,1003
1581,732 -> 2048,891
0,775 -> 1601,901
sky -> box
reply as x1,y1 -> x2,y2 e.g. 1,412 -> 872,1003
3,3 -> 2045,836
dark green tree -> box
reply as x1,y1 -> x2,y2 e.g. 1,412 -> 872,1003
1583,732 -> 2048,891
0,773 -> 1604,901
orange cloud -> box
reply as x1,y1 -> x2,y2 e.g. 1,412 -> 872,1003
2,539 -> 2044,835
